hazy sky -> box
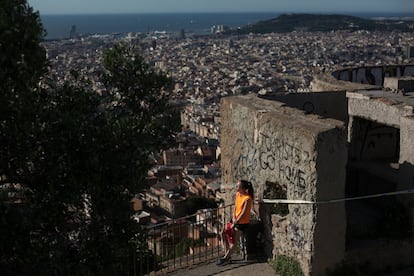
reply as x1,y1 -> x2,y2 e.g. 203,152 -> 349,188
28,0 -> 413,15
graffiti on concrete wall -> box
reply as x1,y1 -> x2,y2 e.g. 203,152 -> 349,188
335,65 -> 414,86
288,223 -> 307,250
230,132 -> 258,184
228,130 -> 315,255
258,132 -> 310,189
230,131 -> 311,189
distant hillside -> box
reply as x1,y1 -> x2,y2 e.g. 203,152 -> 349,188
228,13 -> 414,34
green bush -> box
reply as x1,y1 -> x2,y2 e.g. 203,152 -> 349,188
270,255 -> 304,276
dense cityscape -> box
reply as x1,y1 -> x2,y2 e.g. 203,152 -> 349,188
43,28 -> 414,225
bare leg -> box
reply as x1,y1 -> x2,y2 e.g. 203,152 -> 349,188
221,229 -> 229,254
224,228 -> 242,259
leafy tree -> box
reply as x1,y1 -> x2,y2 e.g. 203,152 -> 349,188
0,3 -> 49,274
0,0 -> 47,90
101,42 -> 180,155
0,1 -> 180,275
0,0 -> 48,185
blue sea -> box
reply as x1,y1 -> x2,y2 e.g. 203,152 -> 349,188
41,13 -> 276,39
40,12 -> 414,40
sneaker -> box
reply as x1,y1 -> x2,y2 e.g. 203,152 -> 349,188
216,257 -> 230,266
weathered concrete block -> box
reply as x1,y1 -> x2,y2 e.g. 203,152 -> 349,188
220,94 -> 347,275
347,90 -> 414,129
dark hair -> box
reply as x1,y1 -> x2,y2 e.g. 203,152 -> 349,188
239,179 -> 254,200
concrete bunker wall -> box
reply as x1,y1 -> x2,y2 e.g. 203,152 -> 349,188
345,90 -> 414,270
220,95 -> 347,275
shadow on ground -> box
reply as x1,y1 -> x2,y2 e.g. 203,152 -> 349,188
169,254 -> 277,276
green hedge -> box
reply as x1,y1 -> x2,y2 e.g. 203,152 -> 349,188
270,255 -> 304,276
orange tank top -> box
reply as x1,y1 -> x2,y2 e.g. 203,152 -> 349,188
234,191 -> 252,224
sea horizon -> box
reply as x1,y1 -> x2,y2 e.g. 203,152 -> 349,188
40,12 -> 414,40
